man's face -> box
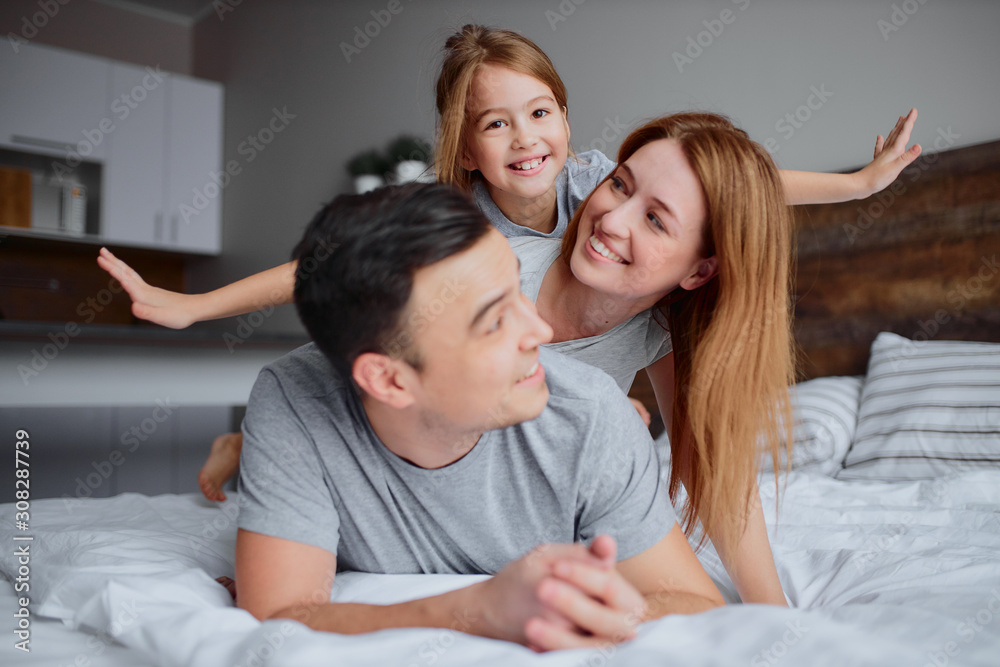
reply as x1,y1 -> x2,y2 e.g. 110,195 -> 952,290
397,229 -> 554,434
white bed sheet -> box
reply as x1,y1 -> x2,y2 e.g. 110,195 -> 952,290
2,470 -> 999,666
0,578 -> 155,667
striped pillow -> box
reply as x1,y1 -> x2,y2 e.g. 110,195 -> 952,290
760,375 -> 863,475
838,332 -> 1000,481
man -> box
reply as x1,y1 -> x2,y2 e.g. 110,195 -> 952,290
235,183 -> 723,651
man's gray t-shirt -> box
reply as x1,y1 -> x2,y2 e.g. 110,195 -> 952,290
473,149 -> 616,239
510,237 -> 673,393
237,345 -> 675,575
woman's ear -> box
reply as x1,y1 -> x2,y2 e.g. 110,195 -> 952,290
562,106 -> 571,142
679,256 -> 719,291
352,353 -> 416,409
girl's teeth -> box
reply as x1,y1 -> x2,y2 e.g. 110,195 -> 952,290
513,158 -> 543,170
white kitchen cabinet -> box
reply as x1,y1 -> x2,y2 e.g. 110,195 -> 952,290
1,43 -> 223,255
164,77 -> 223,254
102,68 -> 223,254
0,43 -> 111,161
102,63 -> 169,248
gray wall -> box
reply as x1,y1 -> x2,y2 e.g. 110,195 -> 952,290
2,0 -> 999,406
188,0 -> 1000,336
0,0 -> 193,74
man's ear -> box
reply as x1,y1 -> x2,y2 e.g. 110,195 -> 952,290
352,353 -> 416,409
679,256 -> 719,291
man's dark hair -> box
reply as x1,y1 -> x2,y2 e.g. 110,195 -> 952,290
293,183 -> 492,379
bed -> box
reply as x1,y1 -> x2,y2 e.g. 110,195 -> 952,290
3,442 -> 1000,666
3,140 -> 1000,666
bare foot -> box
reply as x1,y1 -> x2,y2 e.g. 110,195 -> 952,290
198,432 -> 244,502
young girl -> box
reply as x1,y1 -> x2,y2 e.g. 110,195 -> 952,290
96,25 -> 920,605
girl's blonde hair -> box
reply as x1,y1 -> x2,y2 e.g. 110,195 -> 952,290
562,112 -> 796,552
435,24 -> 569,190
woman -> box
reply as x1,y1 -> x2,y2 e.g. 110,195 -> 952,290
513,111 -> 795,605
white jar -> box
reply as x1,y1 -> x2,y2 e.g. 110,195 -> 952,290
393,160 -> 433,184
353,174 -> 384,194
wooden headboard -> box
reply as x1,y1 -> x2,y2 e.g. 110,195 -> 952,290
630,138 -> 1000,428
793,138 -> 1000,379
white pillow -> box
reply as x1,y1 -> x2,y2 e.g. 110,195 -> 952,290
837,332 -> 1000,481
760,375 -> 863,476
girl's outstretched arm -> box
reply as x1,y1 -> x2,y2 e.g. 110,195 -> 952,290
780,108 -> 922,205
96,248 -> 296,329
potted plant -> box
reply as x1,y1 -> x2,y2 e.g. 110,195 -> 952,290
386,135 -> 434,184
346,149 -> 390,194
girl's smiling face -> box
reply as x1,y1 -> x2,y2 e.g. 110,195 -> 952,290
461,64 -> 570,206
570,138 -> 717,307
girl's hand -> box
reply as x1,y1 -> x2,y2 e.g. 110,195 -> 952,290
97,247 -> 202,329
855,108 -> 922,199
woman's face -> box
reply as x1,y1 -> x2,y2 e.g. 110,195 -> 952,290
570,138 -> 716,304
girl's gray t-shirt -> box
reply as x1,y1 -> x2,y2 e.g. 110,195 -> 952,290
510,237 -> 673,393
473,149 -> 617,239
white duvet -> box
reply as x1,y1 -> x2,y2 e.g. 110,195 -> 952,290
3,470 -> 1000,667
